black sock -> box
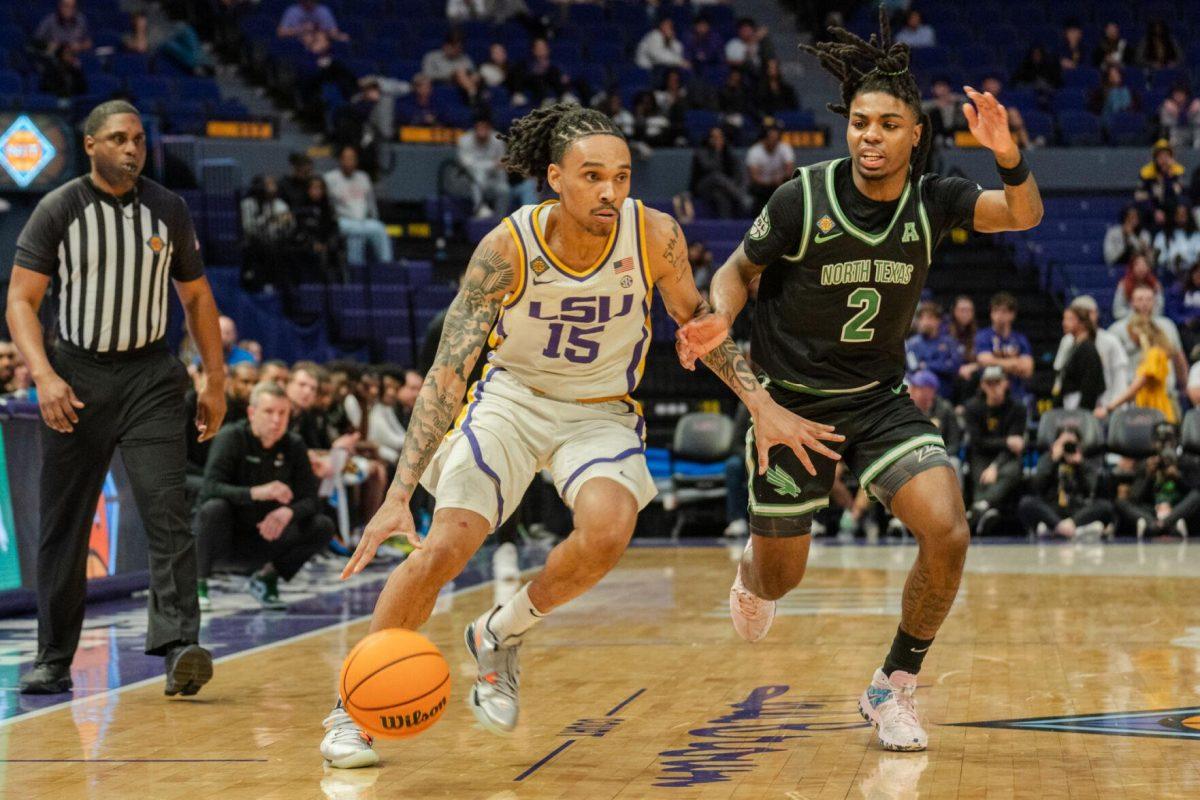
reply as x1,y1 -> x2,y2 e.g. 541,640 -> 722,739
882,625 -> 934,677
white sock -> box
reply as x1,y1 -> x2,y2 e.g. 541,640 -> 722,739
484,583 -> 545,645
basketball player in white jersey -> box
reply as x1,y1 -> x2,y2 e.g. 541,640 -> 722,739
319,103 -> 843,768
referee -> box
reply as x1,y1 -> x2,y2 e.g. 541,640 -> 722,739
5,101 -> 227,696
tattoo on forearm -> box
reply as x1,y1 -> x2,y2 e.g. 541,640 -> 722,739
392,247 -> 512,497
900,553 -> 964,639
700,337 -> 760,395
662,220 -> 690,283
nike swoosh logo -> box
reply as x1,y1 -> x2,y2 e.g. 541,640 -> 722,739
891,384 -> 904,395
813,231 -> 843,244
910,646 -> 930,653
532,277 -> 556,285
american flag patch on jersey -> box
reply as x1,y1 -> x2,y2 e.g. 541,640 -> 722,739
612,256 -> 634,273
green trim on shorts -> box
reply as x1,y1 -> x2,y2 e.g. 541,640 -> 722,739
744,424 -> 829,517
770,377 -> 881,396
857,433 -> 946,489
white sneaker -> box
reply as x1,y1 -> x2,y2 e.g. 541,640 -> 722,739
320,704 -> 380,769
1075,521 -> 1105,541
492,542 -> 520,582
858,668 -> 928,751
728,539 -> 775,643
723,518 -> 749,538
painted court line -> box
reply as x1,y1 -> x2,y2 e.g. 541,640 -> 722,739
514,739 -> 576,782
606,687 -> 646,717
0,566 -> 539,731
517,688 -> 647,781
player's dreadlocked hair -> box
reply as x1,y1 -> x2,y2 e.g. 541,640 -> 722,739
501,102 -> 626,189
800,8 -> 932,185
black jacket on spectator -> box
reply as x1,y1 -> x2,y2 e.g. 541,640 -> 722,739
200,420 -> 319,524
926,397 -> 963,454
1028,453 -> 1104,515
185,389 -> 248,476
1057,338 -> 1106,411
963,394 -> 1026,463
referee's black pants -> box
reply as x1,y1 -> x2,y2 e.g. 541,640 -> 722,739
37,342 -> 199,667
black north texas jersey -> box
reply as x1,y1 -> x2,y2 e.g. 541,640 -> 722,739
743,157 -> 983,393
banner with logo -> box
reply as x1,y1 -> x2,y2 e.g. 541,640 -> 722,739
0,434 -> 22,591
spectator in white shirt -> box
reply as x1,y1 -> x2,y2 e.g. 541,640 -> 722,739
725,17 -> 771,75
1052,295 -> 1130,410
324,146 -> 392,265
1103,205 -> 1152,265
635,16 -> 690,70
1188,360 -> 1200,406
894,9 -> 936,48
745,122 -> 794,211
457,113 -> 510,219
421,30 -> 480,99
1152,203 -> 1200,278
1109,285 -> 1189,394
367,371 -> 407,465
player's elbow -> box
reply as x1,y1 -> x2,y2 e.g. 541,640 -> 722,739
1009,206 -> 1043,231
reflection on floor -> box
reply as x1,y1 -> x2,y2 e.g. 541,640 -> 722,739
2,539 -> 1198,799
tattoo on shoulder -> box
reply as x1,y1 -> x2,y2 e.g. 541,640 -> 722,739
466,246 -> 514,296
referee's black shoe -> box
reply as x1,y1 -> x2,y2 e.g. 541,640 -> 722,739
19,662 -> 73,694
164,644 -> 214,697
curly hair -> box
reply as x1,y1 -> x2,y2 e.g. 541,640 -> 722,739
800,8 -> 932,185
500,102 -> 626,189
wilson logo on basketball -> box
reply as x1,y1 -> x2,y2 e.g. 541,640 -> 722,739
379,696 -> 447,730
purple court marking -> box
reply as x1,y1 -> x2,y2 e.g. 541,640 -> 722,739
514,739 -> 576,782
605,688 -> 646,717
0,544 -> 546,726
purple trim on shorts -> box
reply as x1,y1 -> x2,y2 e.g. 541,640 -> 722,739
460,368 -> 504,527
560,446 -> 645,498
619,398 -> 646,443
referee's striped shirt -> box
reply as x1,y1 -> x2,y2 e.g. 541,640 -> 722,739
14,175 -> 204,353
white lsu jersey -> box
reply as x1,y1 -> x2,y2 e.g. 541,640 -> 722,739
488,198 -> 655,402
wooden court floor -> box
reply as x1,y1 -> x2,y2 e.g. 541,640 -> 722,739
8,541 -> 1200,799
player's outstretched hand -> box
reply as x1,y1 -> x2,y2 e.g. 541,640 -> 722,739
676,310 -> 731,370
751,398 -> 843,477
962,85 -> 1016,156
341,494 -> 419,579
37,371 -> 85,433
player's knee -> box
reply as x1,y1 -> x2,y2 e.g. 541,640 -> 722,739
754,561 -> 806,600
916,507 -> 970,565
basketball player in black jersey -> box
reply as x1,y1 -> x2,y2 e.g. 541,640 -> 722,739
678,14 -> 1042,751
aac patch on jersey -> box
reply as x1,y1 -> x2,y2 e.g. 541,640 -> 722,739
901,221 -> 919,243
748,207 -> 771,240
531,256 -> 549,275
816,214 -> 835,235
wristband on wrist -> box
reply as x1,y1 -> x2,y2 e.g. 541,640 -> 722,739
996,154 -> 1030,186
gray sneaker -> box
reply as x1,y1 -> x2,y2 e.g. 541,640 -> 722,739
464,609 -> 521,735
320,703 -> 379,769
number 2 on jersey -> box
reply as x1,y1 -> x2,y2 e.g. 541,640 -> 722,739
841,287 -> 880,343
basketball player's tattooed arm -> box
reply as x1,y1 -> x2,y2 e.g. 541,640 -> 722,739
645,209 -> 842,475
961,86 -> 1043,232
674,243 -> 764,369
342,228 -> 515,576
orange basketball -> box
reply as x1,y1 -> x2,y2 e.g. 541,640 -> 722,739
340,628 -> 451,739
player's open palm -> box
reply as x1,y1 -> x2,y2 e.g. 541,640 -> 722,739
752,399 -> 843,477
676,311 -> 730,370
962,85 -> 1015,154
341,495 -> 418,579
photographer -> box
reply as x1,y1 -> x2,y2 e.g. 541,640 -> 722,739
1017,426 -> 1114,539
1114,422 -> 1200,537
